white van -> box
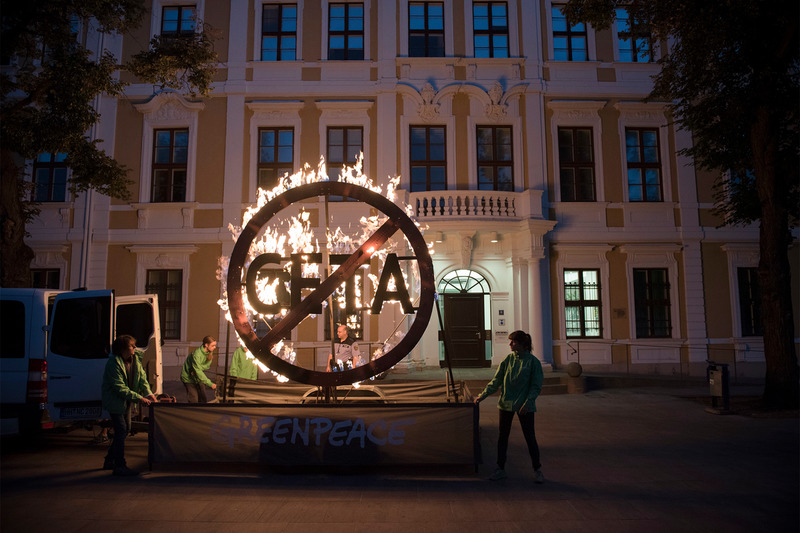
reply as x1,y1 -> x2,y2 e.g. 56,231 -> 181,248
0,289 -> 162,436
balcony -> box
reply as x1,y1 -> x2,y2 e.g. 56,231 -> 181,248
403,189 -> 545,222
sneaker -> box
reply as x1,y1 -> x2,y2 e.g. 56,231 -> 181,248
92,434 -> 110,445
103,457 -> 115,470
534,469 -> 545,484
489,468 -> 507,481
112,465 -> 139,476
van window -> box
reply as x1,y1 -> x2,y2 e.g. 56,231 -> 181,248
50,296 -> 111,359
116,302 -> 155,348
0,300 -> 25,358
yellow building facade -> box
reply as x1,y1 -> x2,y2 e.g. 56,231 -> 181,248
24,1 -> 800,381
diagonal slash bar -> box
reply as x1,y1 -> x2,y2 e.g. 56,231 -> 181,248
252,216 -> 401,354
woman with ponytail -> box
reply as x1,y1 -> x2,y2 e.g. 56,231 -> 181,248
475,330 -> 544,483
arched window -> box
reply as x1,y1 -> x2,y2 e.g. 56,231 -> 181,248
437,269 -> 490,293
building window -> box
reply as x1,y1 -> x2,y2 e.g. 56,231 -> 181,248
327,126 -> 363,179
261,4 -> 297,61
552,4 -> 587,61
410,126 -> 446,192
473,2 -> 508,58
145,269 -> 183,340
409,2 -> 444,57
564,269 -> 601,338
615,8 -> 653,62
737,267 -> 763,337
258,127 -> 294,190
161,5 -> 197,36
633,268 -> 671,338
328,3 -> 364,60
558,127 -> 595,202
476,126 -> 513,191
625,128 -> 662,202
151,128 -> 188,203
31,269 -> 60,289
31,152 -> 68,202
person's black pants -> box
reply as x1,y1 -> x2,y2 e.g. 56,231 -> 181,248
184,382 -> 207,403
496,409 -> 541,470
105,413 -> 129,467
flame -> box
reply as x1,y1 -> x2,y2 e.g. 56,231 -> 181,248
217,154 -> 429,385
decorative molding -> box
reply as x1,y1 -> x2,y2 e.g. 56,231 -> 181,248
418,83 -> 441,122
484,82 -> 508,122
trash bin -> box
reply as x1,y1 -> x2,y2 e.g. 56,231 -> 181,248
706,361 -> 730,412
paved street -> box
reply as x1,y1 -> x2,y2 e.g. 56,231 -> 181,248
1,383 -> 797,532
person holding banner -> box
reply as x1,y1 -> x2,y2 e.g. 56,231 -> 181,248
228,345 -> 258,398
181,336 -> 217,402
101,335 -> 157,476
475,330 -> 544,483
326,324 -> 361,371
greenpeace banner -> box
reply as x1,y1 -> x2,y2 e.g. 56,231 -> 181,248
149,403 -> 478,467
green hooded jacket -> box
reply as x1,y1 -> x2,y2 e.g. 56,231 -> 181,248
477,350 -> 543,413
229,346 -> 258,380
181,345 -> 214,387
101,353 -> 152,415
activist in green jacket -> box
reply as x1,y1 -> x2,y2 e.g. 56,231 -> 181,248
181,336 -> 217,403
475,330 -> 545,483
227,346 -> 257,398
101,335 -> 157,477
102,341 -> 154,415
229,346 -> 258,380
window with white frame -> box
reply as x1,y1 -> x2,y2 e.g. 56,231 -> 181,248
737,267 -> 762,337
258,127 -> 294,190
160,5 -> 197,37
564,269 -> 602,338
328,2 -> 364,60
551,4 -> 588,61
134,93 -> 203,205
625,127 -> 662,202
472,2 -> 509,58
261,3 -> 297,61
633,268 -> 671,338
409,2 -> 445,57
151,128 -> 189,202
620,244 -> 681,343
31,152 -> 69,202
476,125 -> 513,191
548,100 -> 605,203
145,269 -> 183,340
129,245 -> 197,343
558,127 -> 595,202
247,101 -> 302,200
31,268 -> 60,289
614,7 -> 654,63
615,102 -> 672,203
721,243 -> 762,340
150,1 -> 205,41
410,125 -> 447,192
327,126 -> 363,179
316,100 -> 372,176
318,0 -> 368,60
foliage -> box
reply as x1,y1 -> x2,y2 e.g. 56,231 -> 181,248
0,0 -> 218,201
564,0 -> 799,409
0,1 -> 218,287
562,0 -> 799,226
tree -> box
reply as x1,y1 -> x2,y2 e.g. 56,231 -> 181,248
563,0 -> 799,409
0,1 -> 217,287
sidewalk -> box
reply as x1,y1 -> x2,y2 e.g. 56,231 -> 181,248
2,383 -> 797,532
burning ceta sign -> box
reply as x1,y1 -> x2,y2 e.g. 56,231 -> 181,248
227,181 -> 435,387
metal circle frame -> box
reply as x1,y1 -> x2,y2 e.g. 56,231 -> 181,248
227,181 -> 435,387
